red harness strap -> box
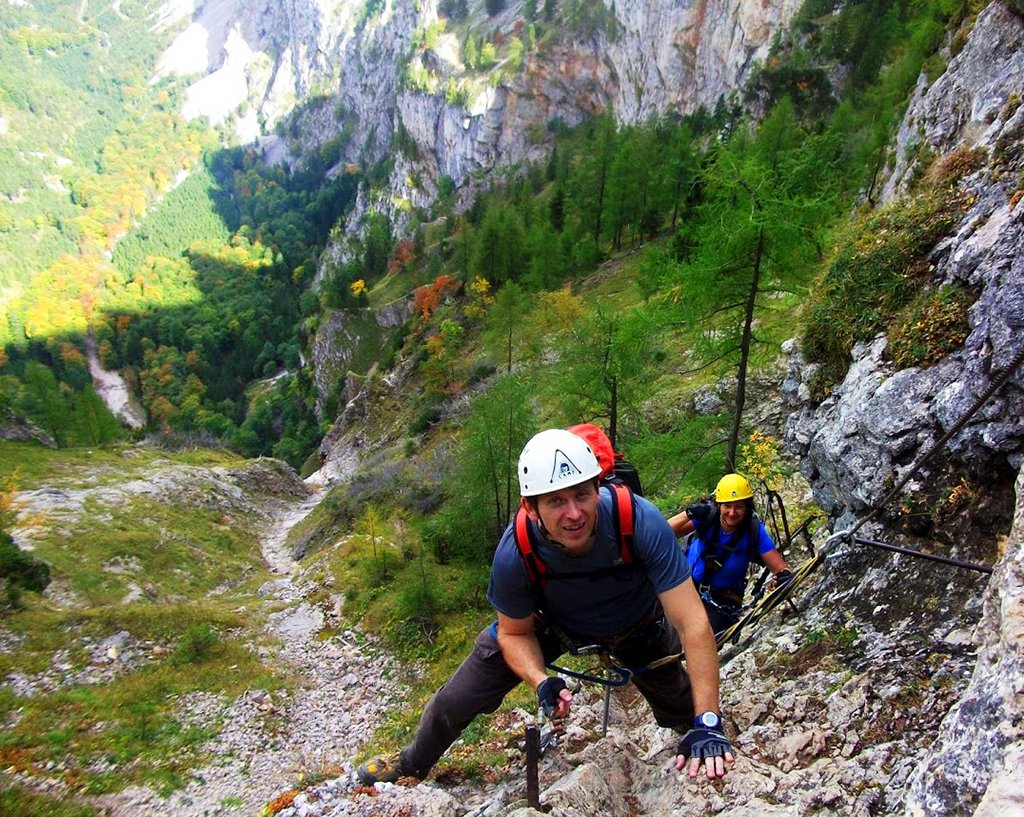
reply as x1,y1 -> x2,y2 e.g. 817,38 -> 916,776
514,483 -> 637,589
608,482 -> 635,564
514,508 -> 548,587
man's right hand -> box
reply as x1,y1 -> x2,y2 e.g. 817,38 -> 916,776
537,676 -> 572,719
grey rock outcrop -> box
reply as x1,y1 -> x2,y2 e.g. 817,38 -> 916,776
154,0 -> 359,143
882,2 -> 1024,203
784,3 -> 1024,529
779,10 -> 1024,813
904,468 -> 1024,817
311,299 -> 410,416
155,0 -> 800,253
0,408 -> 56,447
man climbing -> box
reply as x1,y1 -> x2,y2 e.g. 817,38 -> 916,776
668,473 -> 793,636
358,428 -> 734,786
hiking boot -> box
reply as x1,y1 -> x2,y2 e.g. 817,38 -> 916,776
356,753 -> 406,785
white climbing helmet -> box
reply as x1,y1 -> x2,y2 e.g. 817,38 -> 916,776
517,428 -> 602,497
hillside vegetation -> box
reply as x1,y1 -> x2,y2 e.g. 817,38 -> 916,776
0,0 -> 969,473
0,0 -> 1004,812
0,441 -> 307,812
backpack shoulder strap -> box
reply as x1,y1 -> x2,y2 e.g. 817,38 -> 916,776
514,508 -> 548,589
609,482 -> 637,565
514,487 -> 640,591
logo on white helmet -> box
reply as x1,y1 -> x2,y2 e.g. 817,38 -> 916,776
550,449 -> 583,485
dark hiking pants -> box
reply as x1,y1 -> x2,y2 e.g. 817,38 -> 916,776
399,619 -> 694,779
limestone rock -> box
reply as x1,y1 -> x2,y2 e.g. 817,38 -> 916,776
784,3 -> 1024,526
903,467 -> 1024,817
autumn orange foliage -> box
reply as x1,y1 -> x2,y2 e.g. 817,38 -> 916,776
387,240 -> 418,275
411,275 -> 462,320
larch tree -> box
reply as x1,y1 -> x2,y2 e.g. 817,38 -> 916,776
457,374 -> 535,543
548,303 -> 662,448
664,97 -> 833,468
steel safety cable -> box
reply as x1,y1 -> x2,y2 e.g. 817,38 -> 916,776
830,343 -> 1024,549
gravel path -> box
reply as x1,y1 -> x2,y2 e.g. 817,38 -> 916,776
94,485 -> 412,817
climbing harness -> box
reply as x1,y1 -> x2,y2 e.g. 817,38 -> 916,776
542,621 -> 650,739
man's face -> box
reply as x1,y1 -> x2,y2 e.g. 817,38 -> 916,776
528,481 -> 600,556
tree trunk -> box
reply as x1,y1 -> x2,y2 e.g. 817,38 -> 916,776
608,375 -> 618,450
728,226 -> 764,469
485,433 -> 503,532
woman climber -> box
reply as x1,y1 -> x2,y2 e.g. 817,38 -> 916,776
668,473 -> 793,636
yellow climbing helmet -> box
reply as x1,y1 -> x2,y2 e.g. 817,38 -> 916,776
715,473 -> 753,502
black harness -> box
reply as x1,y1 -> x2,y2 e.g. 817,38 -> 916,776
694,509 -> 760,605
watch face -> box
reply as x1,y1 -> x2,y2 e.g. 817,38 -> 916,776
699,712 -> 721,728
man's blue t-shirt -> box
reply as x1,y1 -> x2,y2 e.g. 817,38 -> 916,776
686,519 -> 777,592
487,487 -> 690,640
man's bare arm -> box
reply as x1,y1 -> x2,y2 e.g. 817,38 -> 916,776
659,579 -> 720,712
495,612 -> 571,718
659,578 -> 734,779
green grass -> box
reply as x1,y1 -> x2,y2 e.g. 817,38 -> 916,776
0,441 -> 243,491
22,495 -> 266,606
0,786 -> 99,817
0,440 -> 295,798
802,187 -> 970,399
2,441 -> 272,606
886,283 -> 974,369
0,638 -> 283,795
0,599 -> 285,796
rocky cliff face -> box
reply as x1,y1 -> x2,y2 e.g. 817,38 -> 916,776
782,4 -> 1024,814
350,0 -> 802,242
784,1 -> 1024,530
155,0 -> 799,243
904,470 -> 1024,816
154,0 -> 360,143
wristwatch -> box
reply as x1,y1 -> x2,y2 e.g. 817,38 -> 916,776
695,711 -> 723,730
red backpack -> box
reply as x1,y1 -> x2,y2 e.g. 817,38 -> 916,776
568,423 -> 644,497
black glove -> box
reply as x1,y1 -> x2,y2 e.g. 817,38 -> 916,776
676,727 -> 733,762
537,677 -> 567,718
774,569 -> 794,589
685,501 -> 715,527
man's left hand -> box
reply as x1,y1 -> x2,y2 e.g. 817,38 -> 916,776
675,727 -> 734,779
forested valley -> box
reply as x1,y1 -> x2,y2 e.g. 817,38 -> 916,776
1,0 -> 968,477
